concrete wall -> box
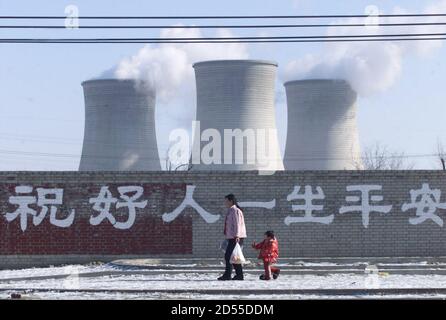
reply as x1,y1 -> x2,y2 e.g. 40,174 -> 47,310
1,171 -> 446,268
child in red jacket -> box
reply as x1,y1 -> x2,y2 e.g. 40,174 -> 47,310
252,230 -> 280,280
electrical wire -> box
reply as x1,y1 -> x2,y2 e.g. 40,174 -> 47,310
2,22 -> 446,29
2,13 -> 446,19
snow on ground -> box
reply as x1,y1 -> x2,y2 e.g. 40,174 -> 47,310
2,291 -> 446,300
1,263 -> 446,299
0,263 -> 110,280
2,272 -> 446,291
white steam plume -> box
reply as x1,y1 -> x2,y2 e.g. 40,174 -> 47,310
282,1 -> 446,96
114,26 -> 249,103
108,27 -> 249,169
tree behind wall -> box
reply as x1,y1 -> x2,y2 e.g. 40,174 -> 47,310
436,139 -> 446,171
354,142 -> 415,170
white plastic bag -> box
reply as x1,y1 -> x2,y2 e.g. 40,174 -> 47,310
230,243 -> 246,264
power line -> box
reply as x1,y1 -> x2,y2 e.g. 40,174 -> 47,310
0,133 -> 168,148
0,148 -> 167,161
2,22 -> 446,29
0,133 -> 441,161
4,31 -> 446,40
2,32 -> 446,44
3,38 -> 446,44
1,13 -> 446,19
0,147 -> 441,161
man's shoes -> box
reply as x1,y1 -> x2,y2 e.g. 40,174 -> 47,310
259,274 -> 271,281
231,275 -> 244,281
217,275 -> 231,281
273,270 -> 280,280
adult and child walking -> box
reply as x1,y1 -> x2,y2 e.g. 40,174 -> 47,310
218,193 -> 280,281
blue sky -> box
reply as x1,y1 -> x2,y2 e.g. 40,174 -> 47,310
0,0 -> 445,170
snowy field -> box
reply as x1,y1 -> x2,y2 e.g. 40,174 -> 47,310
2,291 -> 446,300
1,262 -> 446,299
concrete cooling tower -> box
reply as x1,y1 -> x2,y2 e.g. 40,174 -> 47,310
79,79 -> 161,171
283,79 -> 362,170
191,60 -> 284,171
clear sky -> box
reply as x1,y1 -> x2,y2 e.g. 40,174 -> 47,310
0,0 -> 445,170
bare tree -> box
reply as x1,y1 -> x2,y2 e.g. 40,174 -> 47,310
436,138 -> 446,171
164,141 -> 193,171
356,142 -> 415,170
164,142 -> 174,172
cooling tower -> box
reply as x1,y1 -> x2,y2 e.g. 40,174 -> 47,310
283,79 -> 362,170
191,60 -> 284,171
79,79 -> 161,171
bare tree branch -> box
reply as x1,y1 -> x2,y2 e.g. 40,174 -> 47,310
358,142 -> 415,170
436,138 -> 446,171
